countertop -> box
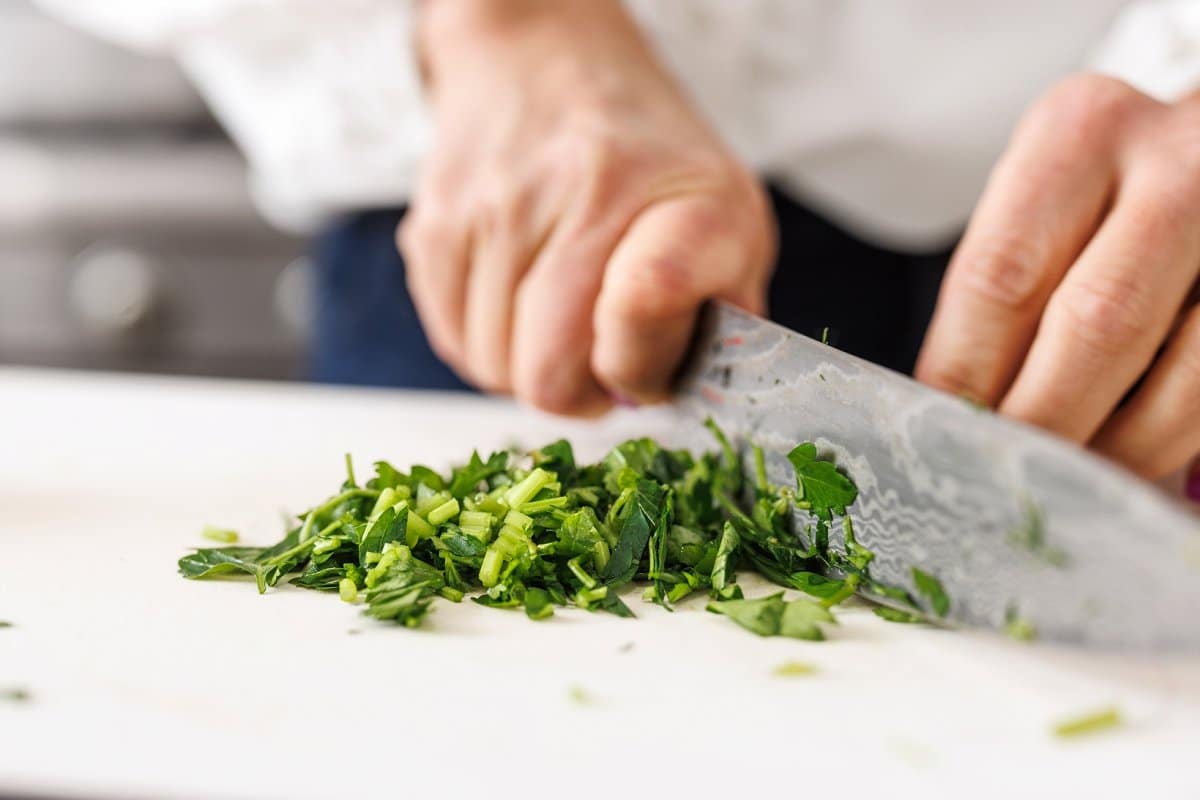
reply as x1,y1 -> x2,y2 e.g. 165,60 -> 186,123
0,368 -> 1196,799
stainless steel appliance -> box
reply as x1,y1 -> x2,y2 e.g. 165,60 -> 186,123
0,0 -> 309,379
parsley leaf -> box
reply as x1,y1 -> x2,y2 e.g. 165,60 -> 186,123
787,442 -> 857,518
1009,501 -> 1068,567
706,592 -> 836,641
178,547 -> 267,579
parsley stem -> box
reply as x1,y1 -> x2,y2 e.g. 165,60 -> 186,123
752,445 -> 769,495
505,468 -> 553,508
567,556 -> 597,589
299,488 -> 379,542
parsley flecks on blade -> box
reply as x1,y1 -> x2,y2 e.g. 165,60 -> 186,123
1008,501 -> 1068,568
911,567 -> 951,617
176,421 -> 924,641
873,606 -> 924,624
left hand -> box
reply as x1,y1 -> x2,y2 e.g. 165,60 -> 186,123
916,73 -> 1200,480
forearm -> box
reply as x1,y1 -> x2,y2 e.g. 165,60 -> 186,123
415,0 -> 658,93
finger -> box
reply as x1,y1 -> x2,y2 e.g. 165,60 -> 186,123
397,209 -> 470,370
509,212 -> 624,417
915,76 -> 1130,405
462,190 -> 555,393
591,196 -> 769,404
998,160 -> 1200,441
1090,303 -> 1200,478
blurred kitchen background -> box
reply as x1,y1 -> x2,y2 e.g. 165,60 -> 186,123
0,0 -> 310,380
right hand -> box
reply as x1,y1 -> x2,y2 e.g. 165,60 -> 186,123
399,0 -> 775,415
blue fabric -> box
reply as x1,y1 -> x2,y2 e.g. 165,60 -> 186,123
310,190 -> 954,388
312,209 -> 470,390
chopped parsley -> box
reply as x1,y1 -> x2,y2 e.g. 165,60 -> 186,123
179,421 -> 938,638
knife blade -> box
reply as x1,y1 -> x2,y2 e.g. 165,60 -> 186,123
673,302 -> 1200,649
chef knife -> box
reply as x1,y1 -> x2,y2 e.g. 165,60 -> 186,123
673,302 -> 1200,650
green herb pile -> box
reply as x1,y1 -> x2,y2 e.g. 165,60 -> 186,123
179,421 -> 932,638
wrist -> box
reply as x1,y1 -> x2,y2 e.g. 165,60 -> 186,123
416,0 -> 630,88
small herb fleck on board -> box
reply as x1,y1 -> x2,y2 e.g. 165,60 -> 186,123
1053,707 -> 1123,739
773,661 -> 817,677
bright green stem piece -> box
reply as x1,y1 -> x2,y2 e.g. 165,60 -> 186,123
426,498 -> 461,526
505,468 -> 553,508
479,547 -> 505,587
299,488 -> 379,542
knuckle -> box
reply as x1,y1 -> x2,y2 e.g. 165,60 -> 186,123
554,126 -> 648,225
397,214 -> 444,267
566,127 -> 627,190
1160,135 -> 1200,206
1040,73 -> 1145,126
951,235 -> 1048,313
608,253 -> 694,320
1125,178 -> 1199,242
474,176 -> 527,236
1022,73 -> 1147,153
1055,276 -> 1156,355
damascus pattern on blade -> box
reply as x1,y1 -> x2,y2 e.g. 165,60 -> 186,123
671,303 -> 1200,650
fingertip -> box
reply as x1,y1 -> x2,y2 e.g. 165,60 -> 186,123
518,381 -> 612,418
1186,458 -> 1200,502
591,309 -> 692,406
512,353 -> 612,418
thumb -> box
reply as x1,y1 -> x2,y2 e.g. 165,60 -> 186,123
591,197 -> 768,404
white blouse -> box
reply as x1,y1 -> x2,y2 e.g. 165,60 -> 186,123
35,0 -> 1200,248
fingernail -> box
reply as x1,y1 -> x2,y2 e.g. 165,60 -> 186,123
1187,460 -> 1200,502
609,391 -> 639,409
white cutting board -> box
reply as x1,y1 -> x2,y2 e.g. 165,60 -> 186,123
0,368 -> 1196,800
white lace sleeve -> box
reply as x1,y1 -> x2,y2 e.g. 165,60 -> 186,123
31,0 -> 254,51
38,0 -> 428,232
